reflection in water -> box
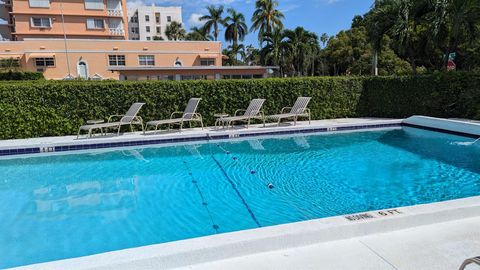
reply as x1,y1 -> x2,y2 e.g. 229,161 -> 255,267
293,136 -> 310,149
248,140 -> 265,151
30,177 -> 139,221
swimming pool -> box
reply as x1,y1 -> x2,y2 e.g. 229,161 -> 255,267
1,126 -> 479,268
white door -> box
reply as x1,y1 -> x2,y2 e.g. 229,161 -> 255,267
77,61 -> 88,79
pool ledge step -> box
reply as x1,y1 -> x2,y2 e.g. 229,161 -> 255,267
9,195 -> 480,270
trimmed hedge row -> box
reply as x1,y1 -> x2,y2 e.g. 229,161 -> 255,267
0,71 -> 44,81
358,72 -> 480,119
0,77 -> 363,139
0,73 -> 478,139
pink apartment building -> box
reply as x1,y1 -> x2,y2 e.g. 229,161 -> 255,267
0,38 -> 271,80
0,0 -> 272,80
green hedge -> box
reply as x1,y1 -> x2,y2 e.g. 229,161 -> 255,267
0,73 -> 478,140
0,71 -> 44,81
0,77 -> 363,139
358,72 -> 480,119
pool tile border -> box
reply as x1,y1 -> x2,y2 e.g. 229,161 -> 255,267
0,123 -> 403,157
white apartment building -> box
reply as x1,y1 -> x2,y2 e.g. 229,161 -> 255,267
128,5 -> 182,41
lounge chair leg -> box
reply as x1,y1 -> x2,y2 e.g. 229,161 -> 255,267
117,126 -> 121,136
247,119 -> 250,129
77,128 -> 81,139
88,129 -> 92,138
200,119 -> 204,130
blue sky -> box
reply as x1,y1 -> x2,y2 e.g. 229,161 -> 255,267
127,0 -> 374,47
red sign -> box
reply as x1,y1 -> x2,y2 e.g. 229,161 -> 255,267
447,59 -> 456,71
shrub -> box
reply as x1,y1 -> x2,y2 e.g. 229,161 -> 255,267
0,70 -> 44,81
0,77 -> 363,139
358,72 -> 480,119
0,73 -> 478,140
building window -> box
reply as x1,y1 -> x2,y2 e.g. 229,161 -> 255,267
86,18 -> 104,29
130,16 -> 138,23
29,0 -> 50,8
131,27 -> 138,33
146,37 -> 151,40
155,14 -> 160,23
108,55 -> 125,66
145,15 -> 149,22
84,0 -> 103,10
181,75 -> 207,80
35,57 -> 55,67
167,16 -> 172,22
138,55 -> 154,66
31,17 -> 51,28
146,26 -> 150,32
200,59 -> 215,66
156,26 -> 161,34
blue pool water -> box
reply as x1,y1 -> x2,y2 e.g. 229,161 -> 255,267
1,127 -> 480,268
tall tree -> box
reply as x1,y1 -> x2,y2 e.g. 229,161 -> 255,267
224,8 -> 248,47
283,27 -> 319,76
432,0 -> 480,69
260,28 -> 288,76
165,22 -> 186,41
186,26 -> 212,41
200,5 -> 226,41
251,0 -> 285,44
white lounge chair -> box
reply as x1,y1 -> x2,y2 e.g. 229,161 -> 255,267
77,102 -> 145,138
267,97 -> 311,126
146,98 -> 203,133
216,99 -> 266,129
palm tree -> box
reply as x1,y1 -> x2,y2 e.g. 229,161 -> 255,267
200,5 -> 226,41
251,0 -> 285,44
320,33 -> 329,47
284,27 -> 319,76
432,0 -> 480,69
260,28 -> 288,76
224,8 -> 248,47
165,21 -> 186,41
244,45 -> 261,65
185,26 -> 213,41
366,0 -> 431,74
224,44 -> 246,66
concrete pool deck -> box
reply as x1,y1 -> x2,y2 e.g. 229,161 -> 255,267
178,215 -> 480,270
0,118 -> 402,156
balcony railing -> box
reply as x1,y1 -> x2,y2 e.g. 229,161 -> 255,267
107,9 -> 123,17
109,28 -> 124,35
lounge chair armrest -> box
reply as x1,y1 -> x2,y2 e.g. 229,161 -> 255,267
133,116 -> 143,124
108,114 -> 124,123
170,111 -> 184,119
234,109 -> 246,116
281,107 -> 293,114
193,113 -> 202,119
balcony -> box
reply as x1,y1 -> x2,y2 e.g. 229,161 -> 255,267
107,9 -> 123,17
109,28 -> 124,35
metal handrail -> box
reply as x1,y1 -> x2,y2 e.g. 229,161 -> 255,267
459,256 -> 480,270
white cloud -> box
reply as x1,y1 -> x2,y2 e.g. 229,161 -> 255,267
188,13 -> 204,28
